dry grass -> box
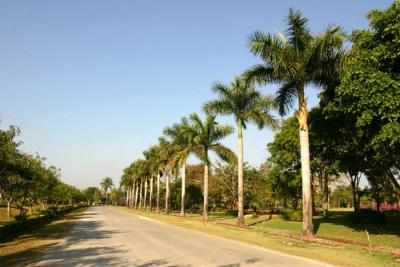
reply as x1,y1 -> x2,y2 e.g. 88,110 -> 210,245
0,207 -> 86,264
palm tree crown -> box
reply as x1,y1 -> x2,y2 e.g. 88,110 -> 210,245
186,113 -> 236,165
100,177 -> 114,205
204,76 -> 278,131
244,8 -> 345,115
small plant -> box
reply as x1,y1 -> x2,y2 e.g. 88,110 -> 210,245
280,209 -> 302,221
365,229 -> 372,255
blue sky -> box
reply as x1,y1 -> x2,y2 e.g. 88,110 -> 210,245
0,1 -> 393,188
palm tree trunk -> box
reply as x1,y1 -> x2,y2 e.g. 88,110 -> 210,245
7,199 -> 12,218
130,185 -> 134,207
144,178 -> 148,210
126,187 -> 129,207
203,163 -> 209,222
237,121 -> 245,226
139,180 -> 143,209
180,162 -> 186,217
150,176 -> 153,211
156,172 -> 160,213
297,99 -> 313,240
165,172 -> 170,214
322,176 -> 329,218
135,182 -> 139,209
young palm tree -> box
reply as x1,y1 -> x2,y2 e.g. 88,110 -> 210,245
100,177 -> 114,205
204,76 -> 278,226
185,113 -> 236,222
164,117 -> 194,217
243,9 -> 345,238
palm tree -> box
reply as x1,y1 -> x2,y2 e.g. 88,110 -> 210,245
143,146 -> 162,212
164,117 -> 195,217
154,138 -> 177,214
100,177 -> 114,205
204,76 -> 278,226
243,9 -> 345,238
185,113 -> 236,222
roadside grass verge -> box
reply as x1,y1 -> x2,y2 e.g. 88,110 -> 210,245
0,206 -> 87,263
217,213 -> 400,251
115,207 -> 399,267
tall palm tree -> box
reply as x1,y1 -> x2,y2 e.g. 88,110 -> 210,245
100,177 -> 114,205
243,9 -> 345,238
156,137 -> 177,214
204,76 -> 278,226
143,146 -> 162,212
185,113 -> 236,222
164,117 -> 195,217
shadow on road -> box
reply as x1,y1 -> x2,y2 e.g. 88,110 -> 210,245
1,210 -> 132,266
2,208 -> 263,266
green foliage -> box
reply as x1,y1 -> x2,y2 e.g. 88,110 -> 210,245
0,125 -> 82,216
347,209 -> 386,224
184,113 -> 236,165
321,1 -> 400,208
280,209 -> 303,221
203,76 -> 278,131
244,9 -> 345,114
82,187 -> 102,204
266,117 -> 302,210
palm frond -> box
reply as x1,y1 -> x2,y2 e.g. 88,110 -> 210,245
242,64 -> 275,86
248,31 -> 285,62
286,8 -> 312,53
274,81 -> 298,116
211,144 -> 237,164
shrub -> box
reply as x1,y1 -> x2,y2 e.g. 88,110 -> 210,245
14,215 -> 27,222
347,209 -> 386,224
280,209 -> 302,221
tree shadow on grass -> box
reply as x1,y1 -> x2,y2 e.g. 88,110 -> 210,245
312,210 -> 400,237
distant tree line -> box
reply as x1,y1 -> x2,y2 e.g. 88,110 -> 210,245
0,126 -> 84,218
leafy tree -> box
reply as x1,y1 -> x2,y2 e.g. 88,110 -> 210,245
323,2 -> 400,210
243,8 -> 345,238
204,76 -> 277,225
267,117 -> 302,210
83,187 -> 102,205
109,188 -> 121,205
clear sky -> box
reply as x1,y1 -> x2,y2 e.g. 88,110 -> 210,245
0,1 -> 393,189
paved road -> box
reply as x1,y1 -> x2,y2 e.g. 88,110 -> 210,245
33,207 -> 328,267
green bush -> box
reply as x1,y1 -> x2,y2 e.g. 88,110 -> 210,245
14,215 -> 27,222
280,209 -> 302,221
347,209 -> 386,224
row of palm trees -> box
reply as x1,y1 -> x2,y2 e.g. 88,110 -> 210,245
120,9 -> 345,239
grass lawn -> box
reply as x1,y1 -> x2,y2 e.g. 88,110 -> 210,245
216,210 -> 400,252
0,207 -> 86,265
115,207 -> 400,267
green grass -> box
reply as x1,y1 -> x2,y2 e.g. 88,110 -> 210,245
116,207 -> 400,267
215,211 -> 400,251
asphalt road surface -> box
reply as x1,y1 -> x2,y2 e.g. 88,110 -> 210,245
33,206 -> 329,267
